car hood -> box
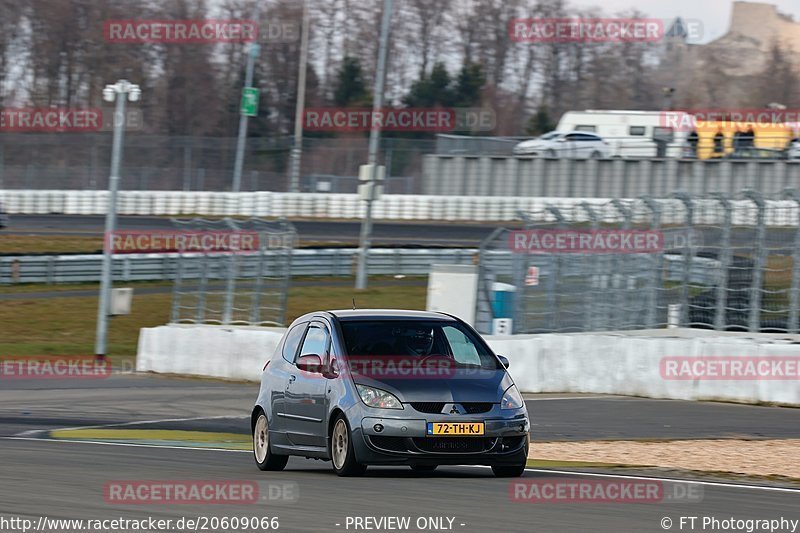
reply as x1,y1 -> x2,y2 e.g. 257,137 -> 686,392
352,369 -> 514,403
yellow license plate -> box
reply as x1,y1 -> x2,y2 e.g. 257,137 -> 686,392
426,422 -> 485,436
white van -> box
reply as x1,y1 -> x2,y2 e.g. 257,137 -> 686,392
556,110 -> 690,158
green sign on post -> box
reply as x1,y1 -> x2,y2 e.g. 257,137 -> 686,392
240,87 -> 259,117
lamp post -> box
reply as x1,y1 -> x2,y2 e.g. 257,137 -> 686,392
288,0 -> 310,193
355,0 -> 393,289
232,1 -> 263,193
94,79 -> 140,359
232,41 -> 261,192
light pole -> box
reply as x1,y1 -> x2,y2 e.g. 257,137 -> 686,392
94,79 -> 140,359
355,0 -> 393,290
232,40 -> 261,192
288,0 -> 310,193
232,2 -> 263,193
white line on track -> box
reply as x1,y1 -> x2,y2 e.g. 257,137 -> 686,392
3,435 -> 799,495
523,396 -> 632,401
2,436 -> 249,453
46,414 -> 247,433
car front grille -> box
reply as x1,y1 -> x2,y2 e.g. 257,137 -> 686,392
461,403 -> 494,414
410,402 -> 445,414
410,402 -> 495,414
412,437 -> 495,453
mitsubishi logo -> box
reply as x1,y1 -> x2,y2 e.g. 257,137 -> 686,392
446,403 -> 463,415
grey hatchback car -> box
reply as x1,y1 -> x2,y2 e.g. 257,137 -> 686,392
251,309 -> 530,477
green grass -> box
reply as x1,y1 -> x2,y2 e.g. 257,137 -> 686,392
526,458 -> 632,469
0,277 -> 427,358
0,234 -> 104,255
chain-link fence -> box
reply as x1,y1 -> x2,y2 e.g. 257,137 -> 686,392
169,217 -> 295,327
0,133 -> 428,193
3,132 -> 798,196
476,190 -> 800,335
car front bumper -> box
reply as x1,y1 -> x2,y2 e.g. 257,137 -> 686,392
352,412 -> 530,466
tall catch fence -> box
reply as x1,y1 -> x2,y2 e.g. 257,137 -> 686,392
169,217 -> 295,327
0,134 -> 426,193
476,189 -> 800,335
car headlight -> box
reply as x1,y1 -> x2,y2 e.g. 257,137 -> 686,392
501,385 -> 524,410
356,384 -> 403,409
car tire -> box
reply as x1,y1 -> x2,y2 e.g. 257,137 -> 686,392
590,151 -> 601,159
491,463 -> 526,477
545,149 -> 556,158
410,464 -> 438,473
330,415 -> 367,477
253,411 -> 289,471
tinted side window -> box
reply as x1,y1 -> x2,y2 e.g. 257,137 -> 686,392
299,325 -> 329,359
282,323 -> 307,363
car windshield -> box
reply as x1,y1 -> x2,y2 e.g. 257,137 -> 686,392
339,319 -> 500,369
538,132 -> 561,140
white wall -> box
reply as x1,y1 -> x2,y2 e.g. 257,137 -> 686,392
3,189 -> 799,225
136,324 -> 286,382
137,325 -> 800,406
491,332 -> 800,406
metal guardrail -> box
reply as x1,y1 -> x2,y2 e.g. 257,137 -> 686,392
0,248 -> 701,285
0,249 -> 479,284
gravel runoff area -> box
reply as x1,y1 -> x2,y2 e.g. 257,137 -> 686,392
530,440 -> 800,479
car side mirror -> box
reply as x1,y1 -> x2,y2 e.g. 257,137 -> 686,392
323,357 -> 341,379
296,354 -> 323,374
497,355 -> 510,369
556,137 -> 567,143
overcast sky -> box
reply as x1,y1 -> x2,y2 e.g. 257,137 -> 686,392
566,0 -> 800,43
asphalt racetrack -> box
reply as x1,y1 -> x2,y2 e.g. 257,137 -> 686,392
1,374 -> 798,533
3,215 -> 504,247
6,214 -> 797,254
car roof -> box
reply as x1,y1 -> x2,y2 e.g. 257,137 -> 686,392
326,309 -> 455,321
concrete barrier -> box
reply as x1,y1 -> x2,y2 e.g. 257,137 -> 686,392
491,329 -> 800,406
136,325 -> 800,405
136,324 -> 286,382
3,189 -> 799,225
